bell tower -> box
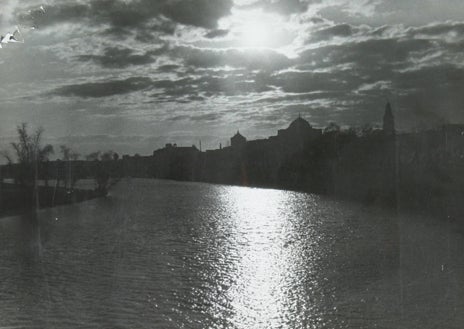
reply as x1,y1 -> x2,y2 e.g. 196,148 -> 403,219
383,102 -> 395,136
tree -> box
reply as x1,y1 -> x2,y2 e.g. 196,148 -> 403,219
70,151 -> 80,161
324,122 -> 341,134
0,151 -> 13,185
86,151 -> 101,161
60,145 -> 71,161
84,150 -> 112,193
100,150 -> 115,161
39,144 -> 54,187
1,150 -> 13,165
9,124 -> 54,187
60,145 -> 81,188
5,124 -> 54,210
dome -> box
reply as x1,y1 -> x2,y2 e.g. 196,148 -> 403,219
288,116 -> 312,131
231,131 -> 246,141
231,130 -> 247,149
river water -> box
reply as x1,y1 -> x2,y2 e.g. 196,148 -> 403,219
0,179 -> 463,328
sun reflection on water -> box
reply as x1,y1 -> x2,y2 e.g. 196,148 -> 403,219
1,180 -> 462,328
211,186 -> 323,328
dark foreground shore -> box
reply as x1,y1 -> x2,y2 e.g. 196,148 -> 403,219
0,183 -> 106,218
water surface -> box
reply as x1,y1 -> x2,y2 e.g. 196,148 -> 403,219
1,179 -> 463,328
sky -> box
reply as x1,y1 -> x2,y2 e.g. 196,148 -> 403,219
1,0 -> 464,157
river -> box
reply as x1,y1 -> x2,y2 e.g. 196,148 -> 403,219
0,179 -> 463,328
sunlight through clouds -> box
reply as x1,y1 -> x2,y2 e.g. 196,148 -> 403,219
2,0 -> 464,155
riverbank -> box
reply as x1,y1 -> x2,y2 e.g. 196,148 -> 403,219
0,183 -> 106,218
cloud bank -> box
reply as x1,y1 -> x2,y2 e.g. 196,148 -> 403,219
1,0 -> 464,154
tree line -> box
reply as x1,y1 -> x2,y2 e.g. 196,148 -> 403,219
1,123 -> 120,193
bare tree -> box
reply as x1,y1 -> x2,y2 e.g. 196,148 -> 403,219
9,124 -> 54,186
86,151 -> 101,161
1,150 -> 13,165
59,145 -> 81,189
0,151 -> 13,185
324,122 -> 341,134
7,124 -> 54,209
100,150 -> 115,161
60,145 -> 71,161
70,151 -> 80,161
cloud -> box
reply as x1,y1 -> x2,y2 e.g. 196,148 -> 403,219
173,45 -> 292,70
36,16 -> 464,131
311,23 -> 354,41
244,0 -> 310,15
157,64 -> 182,72
189,113 -> 222,122
272,71 -> 353,94
204,29 -> 229,39
298,36 -> 433,72
51,77 -> 153,98
17,2 -> 90,28
150,71 -> 274,102
77,47 -> 157,68
162,0 -> 233,29
19,0 -> 233,32
4,0 -> 464,156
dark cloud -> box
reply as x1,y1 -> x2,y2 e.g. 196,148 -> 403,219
196,75 -> 273,96
77,47 -> 157,68
40,17 -> 464,130
157,64 -> 182,72
372,0 -> 464,25
405,22 -> 464,44
309,17 -> 325,24
189,95 -> 205,101
167,114 -> 191,121
22,0 -> 232,34
189,113 -> 221,122
244,0 -> 310,15
161,0 -> 233,29
173,45 -> 292,70
204,29 -> 229,39
152,77 -> 193,97
245,91 -> 346,106
5,0 -> 464,157
272,71 -> 352,94
311,23 -> 354,41
166,111 -> 221,121
17,2 -> 90,28
341,38 -> 433,66
150,72 -> 274,102
298,37 -> 433,73
51,77 -> 152,98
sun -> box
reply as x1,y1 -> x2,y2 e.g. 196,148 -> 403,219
241,20 -> 272,48
220,9 -> 290,50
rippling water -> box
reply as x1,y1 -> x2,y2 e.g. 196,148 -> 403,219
1,179 -> 463,328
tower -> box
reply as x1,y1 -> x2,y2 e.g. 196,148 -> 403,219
382,101 -> 398,207
383,102 -> 395,136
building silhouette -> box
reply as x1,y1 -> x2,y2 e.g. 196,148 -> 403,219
4,101 -> 463,216
383,102 -> 395,136
231,131 -> 247,149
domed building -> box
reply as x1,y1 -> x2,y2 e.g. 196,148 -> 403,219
277,115 -> 322,150
287,116 -> 313,131
231,131 -> 247,149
